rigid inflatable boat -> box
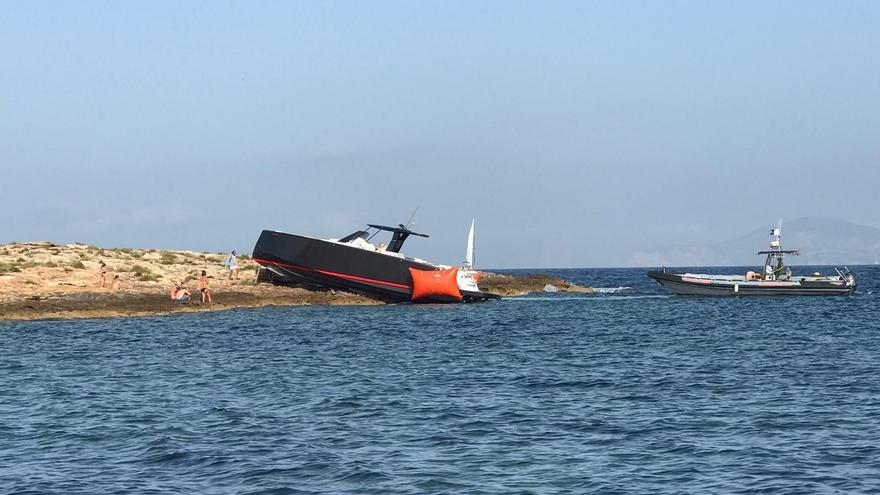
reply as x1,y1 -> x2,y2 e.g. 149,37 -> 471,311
647,225 -> 857,296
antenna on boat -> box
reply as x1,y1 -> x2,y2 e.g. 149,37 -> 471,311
404,206 -> 420,231
770,219 -> 782,251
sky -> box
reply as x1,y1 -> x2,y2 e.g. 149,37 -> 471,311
2,1 -> 878,267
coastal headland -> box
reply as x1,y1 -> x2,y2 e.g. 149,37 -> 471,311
0,242 -> 593,321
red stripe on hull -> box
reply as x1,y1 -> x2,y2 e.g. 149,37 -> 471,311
253,258 -> 411,290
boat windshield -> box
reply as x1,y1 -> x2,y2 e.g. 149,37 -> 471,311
334,223 -> 429,255
338,230 -> 368,243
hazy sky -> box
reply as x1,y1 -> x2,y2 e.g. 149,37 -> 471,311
2,1 -> 878,267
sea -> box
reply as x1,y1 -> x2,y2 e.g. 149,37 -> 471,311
2,266 -> 879,494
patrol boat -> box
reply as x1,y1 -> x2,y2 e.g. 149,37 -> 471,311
647,226 -> 857,296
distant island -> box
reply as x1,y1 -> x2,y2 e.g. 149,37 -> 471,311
629,218 -> 880,267
0,242 -> 591,321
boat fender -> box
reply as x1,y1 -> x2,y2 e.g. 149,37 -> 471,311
409,267 -> 463,302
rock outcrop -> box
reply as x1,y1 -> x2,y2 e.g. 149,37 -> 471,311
0,242 -> 592,321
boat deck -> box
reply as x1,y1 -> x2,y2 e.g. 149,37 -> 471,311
647,270 -> 855,296
678,273 -> 844,284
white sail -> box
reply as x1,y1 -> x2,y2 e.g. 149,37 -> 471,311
465,219 -> 475,268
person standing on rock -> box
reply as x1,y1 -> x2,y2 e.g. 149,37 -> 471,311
99,261 -> 107,288
198,270 -> 212,304
224,250 -> 239,280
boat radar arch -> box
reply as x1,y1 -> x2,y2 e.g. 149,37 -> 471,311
366,224 -> 429,253
757,223 -> 799,281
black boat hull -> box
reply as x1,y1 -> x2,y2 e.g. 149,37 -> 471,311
647,271 -> 857,296
253,230 -> 497,303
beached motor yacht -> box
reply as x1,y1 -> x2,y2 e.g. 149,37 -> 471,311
647,225 -> 857,296
252,220 -> 498,303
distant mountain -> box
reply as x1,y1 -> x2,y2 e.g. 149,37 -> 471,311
629,218 -> 880,267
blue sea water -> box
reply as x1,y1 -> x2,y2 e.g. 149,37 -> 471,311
2,266 -> 880,494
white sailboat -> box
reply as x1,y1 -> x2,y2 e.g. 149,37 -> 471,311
457,219 -> 481,293
465,218 -> 475,269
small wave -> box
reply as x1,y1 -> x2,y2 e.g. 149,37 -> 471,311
503,294 -> 670,302
595,294 -> 672,301
593,286 -> 632,294
502,296 -> 585,302
332,467 -> 394,483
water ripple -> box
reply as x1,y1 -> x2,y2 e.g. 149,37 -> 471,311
2,266 -> 880,493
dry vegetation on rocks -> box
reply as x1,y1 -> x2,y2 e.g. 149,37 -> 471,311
0,242 -> 377,320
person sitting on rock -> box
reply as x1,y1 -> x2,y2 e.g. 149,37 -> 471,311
111,274 -> 121,291
171,282 -> 191,302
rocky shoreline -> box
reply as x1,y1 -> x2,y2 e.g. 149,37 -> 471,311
0,288 -> 379,321
477,272 -> 595,297
0,242 -> 592,321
